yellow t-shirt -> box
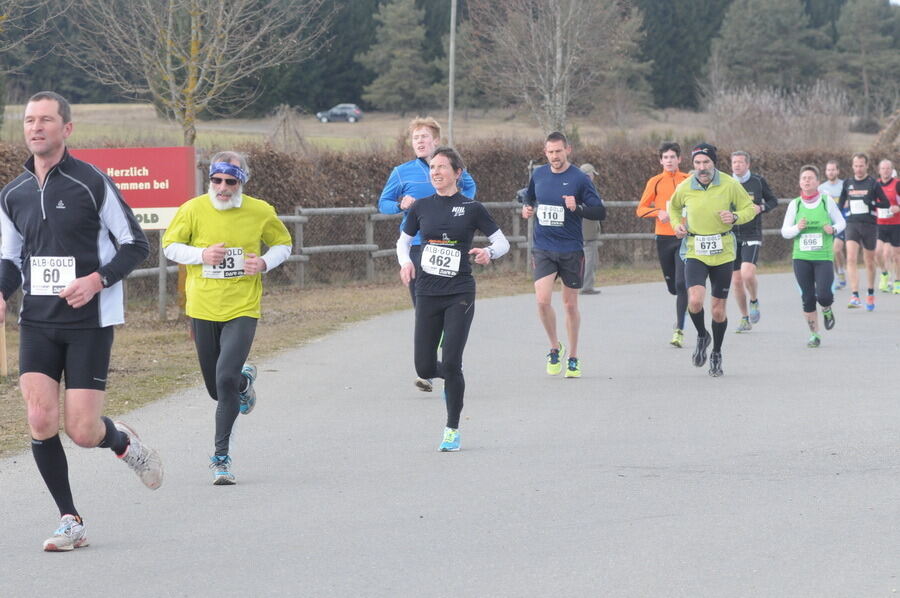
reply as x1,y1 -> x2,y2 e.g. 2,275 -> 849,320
162,194 -> 292,321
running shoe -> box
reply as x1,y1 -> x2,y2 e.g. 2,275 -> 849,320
414,377 -> 433,392
847,295 -> 862,308
564,357 -> 581,378
822,307 -> 835,330
807,333 -> 821,348
210,455 -> 236,485
866,294 -> 875,312
239,363 -> 258,414
879,272 -> 890,293
42,514 -> 88,552
837,273 -> 846,289
894,282 -> 900,295
546,341 -> 566,376
735,316 -> 752,333
708,350 -> 723,377
439,427 -> 460,452
749,300 -> 760,324
115,421 -> 163,490
692,334 -> 711,368
670,328 -> 684,348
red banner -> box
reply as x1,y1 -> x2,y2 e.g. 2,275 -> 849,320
71,146 -> 196,230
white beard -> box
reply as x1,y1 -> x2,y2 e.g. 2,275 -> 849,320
208,186 -> 242,211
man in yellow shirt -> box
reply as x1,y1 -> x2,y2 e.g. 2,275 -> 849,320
668,143 -> 755,377
163,151 -> 292,484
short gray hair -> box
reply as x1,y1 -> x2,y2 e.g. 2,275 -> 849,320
209,151 -> 250,182
731,150 -> 751,162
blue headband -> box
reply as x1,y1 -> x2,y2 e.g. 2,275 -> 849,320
209,162 -> 247,183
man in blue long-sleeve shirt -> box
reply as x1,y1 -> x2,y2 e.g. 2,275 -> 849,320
522,131 -> 605,379
379,116 -> 477,392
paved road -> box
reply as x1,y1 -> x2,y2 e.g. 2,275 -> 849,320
1,273 -> 898,597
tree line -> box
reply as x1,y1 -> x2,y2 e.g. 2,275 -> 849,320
1,0 -> 899,141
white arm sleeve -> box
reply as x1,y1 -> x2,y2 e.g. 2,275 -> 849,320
397,232 -> 413,265
826,199 -> 846,234
163,242 -> 205,265
487,229 -> 510,259
781,200 -> 800,239
261,245 -> 292,272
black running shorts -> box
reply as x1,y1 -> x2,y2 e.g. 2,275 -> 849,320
19,324 -> 114,390
845,221 -> 877,251
732,239 -> 761,270
531,248 -> 584,289
877,224 -> 900,247
684,259 -> 733,299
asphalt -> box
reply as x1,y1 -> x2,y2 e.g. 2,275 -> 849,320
1,272 -> 898,597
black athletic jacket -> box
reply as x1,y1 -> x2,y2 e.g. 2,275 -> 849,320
838,175 -> 890,225
733,173 -> 779,241
0,149 -> 149,328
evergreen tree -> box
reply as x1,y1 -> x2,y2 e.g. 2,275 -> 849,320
357,0 -> 435,113
428,20 -> 487,113
636,0 -> 733,109
710,0 -> 824,90
832,0 -> 900,120
804,0 -> 848,43
247,0 -> 381,115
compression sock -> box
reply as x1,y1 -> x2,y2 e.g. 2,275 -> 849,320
98,416 -> 130,456
712,319 -> 727,351
32,435 -> 79,518
689,308 -> 708,337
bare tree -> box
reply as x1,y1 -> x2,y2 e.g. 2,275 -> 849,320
0,0 -> 71,72
65,0 -> 332,145
467,0 -> 643,133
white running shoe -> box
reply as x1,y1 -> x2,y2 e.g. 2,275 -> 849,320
210,455 -> 236,485
43,514 -> 88,552
115,421 -> 164,490
414,377 -> 433,392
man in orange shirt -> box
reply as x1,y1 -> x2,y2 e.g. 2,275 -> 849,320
636,142 -> 690,347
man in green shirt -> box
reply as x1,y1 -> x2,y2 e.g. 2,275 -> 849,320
668,143 -> 756,376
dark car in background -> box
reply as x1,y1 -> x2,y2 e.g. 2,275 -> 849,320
316,103 -> 363,123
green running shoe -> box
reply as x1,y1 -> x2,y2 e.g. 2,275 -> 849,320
564,357 -> 582,378
546,341 -> 566,375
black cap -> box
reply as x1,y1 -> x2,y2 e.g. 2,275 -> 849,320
691,143 -> 717,164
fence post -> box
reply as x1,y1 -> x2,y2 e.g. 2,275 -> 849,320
294,206 -> 305,289
158,230 -> 167,320
511,206 -> 521,269
365,211 -> 375,281
526,217 -> 534,275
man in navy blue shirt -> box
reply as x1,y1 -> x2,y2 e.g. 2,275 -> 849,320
522,132 -> 605,378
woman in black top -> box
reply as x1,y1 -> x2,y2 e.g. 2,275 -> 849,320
396,147 -> 509,451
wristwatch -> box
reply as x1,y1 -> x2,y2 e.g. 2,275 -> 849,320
99,273 -> 111,288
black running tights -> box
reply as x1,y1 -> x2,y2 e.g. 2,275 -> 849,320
414,292 -> 475,429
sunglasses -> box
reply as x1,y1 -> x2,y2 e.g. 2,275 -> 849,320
210,176 -> 240,186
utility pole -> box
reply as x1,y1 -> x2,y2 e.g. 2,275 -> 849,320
447,0 -> 457,146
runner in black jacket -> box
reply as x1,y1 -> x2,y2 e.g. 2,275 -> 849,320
0,92 -> 161,552
730,151 -> 779,332
837,152 -> 890,310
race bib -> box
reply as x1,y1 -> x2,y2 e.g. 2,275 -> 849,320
849,199 -> 869,215
30,256 -> 76,295
537,204 -> 565,227
694,234 -> 723,256
421,245 -> 461,277
877,207 -> 893,219
202,247 -> 245,278
799,233 -> 823,251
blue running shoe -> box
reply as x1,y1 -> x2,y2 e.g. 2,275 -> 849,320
239,363 -> 258,415
749,300 -> 760,324
439,427 -> 460,452
210,455 -> 236,485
